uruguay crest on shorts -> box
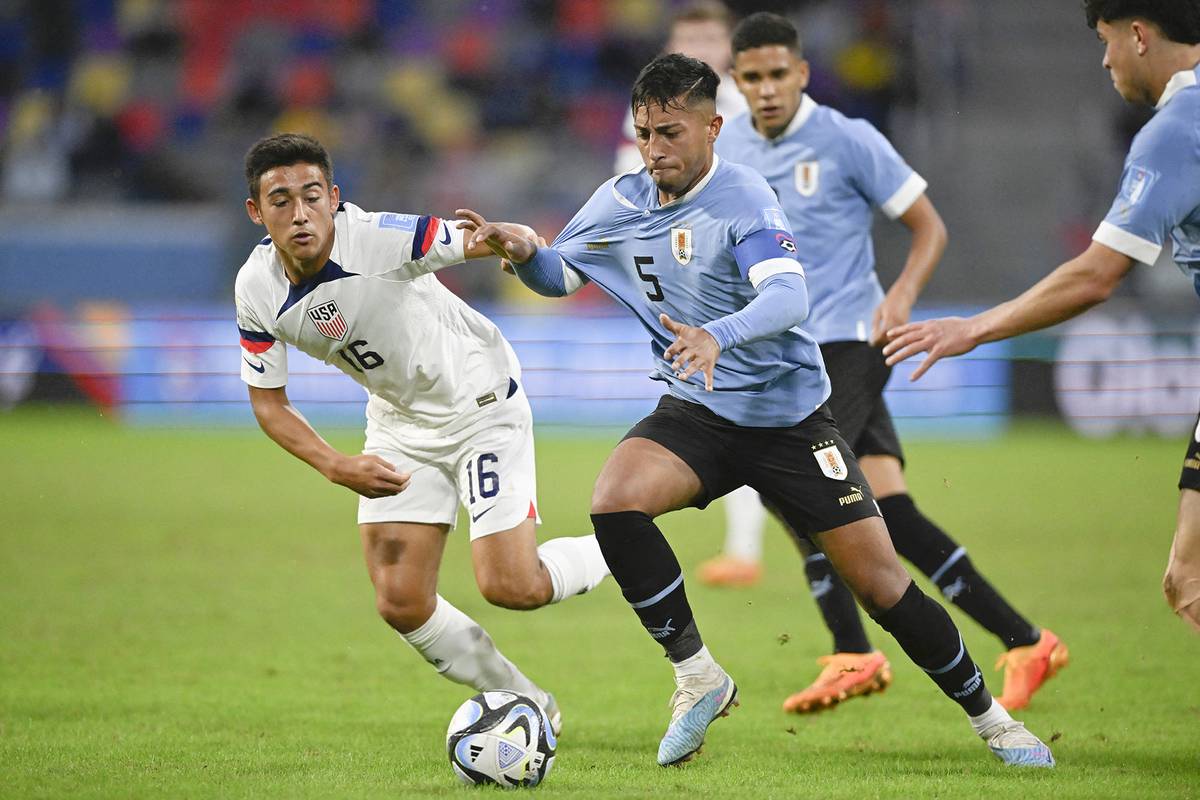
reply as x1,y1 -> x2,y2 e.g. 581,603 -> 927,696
671,227 -> 692,266
308,299 -> 348,341
813,443 -> 847,481
795,161 -> 820,197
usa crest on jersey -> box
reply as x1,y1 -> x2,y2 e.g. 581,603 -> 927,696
671,227 -> 693,266
308,300 -> 348,341
795,161 -> 820,197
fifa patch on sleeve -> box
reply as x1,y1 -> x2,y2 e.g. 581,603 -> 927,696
1118,166 -> 1159,207
760,207 -> 790,231
378,213 -> 418,231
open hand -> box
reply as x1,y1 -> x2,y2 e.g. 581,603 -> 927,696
455,208 -> 538,264
882,317 -> 978,381
661,313 -> 719,391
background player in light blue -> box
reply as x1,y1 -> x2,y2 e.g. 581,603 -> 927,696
461,53 -> 1054,769
885,0 -> 1200,633
711,11 -> 1067,717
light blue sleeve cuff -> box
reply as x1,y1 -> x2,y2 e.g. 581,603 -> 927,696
511,246 -> 569,297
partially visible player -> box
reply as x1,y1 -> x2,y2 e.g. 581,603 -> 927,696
716,12 -> 1067,714
462,54 -> 1054,768
234,134 -> 610,731
883,0 -> 1200,633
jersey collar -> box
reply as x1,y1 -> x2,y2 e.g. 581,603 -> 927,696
1156,64 -> 1199,109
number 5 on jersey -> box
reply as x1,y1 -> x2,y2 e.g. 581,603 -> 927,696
635,256 -> 664,301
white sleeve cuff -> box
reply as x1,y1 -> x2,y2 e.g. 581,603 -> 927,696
881,173 -> 928,219
443,222 -> 467,264
1093,221 -> 1161,265
747,257 -> 805,289
561,258 -> 586,295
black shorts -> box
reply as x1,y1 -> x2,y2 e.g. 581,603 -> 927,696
622,395 -> 881,538
1180,406 -> 1200,491
820,341 -> 904,464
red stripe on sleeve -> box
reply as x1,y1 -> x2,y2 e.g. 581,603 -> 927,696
420,216 -> 441,256
240,338 -> 274,355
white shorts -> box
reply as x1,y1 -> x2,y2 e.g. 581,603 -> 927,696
357,384 -> 541,539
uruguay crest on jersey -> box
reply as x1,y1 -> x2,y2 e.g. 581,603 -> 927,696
308,299 -> 347,341
795,161 -> 820,197
671,227 -> 693,266
812,441 -> 847,480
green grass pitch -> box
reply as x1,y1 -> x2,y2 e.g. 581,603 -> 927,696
1,408 -> 1198,798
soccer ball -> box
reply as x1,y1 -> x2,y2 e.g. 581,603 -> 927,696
446,691 -> 557,788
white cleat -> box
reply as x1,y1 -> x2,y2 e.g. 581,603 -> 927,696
981,720 -> 1055,768
657,664 -> 738,766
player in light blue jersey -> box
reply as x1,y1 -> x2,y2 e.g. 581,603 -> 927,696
462,53 -> 1053,768
885,0 -> 1200,634
708,12 -> 1067,717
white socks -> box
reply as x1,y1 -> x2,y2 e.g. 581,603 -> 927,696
671,644 -> 717,676
401,594 -> 539,697
969,698 -> 1014,737
537,535 -> 610,603
722,485 -> 766,561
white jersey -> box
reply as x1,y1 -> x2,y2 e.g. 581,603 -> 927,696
235,201 -> 520,432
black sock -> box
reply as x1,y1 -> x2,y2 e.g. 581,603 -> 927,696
873,581 -> 993,716
804,552 -> 873,654
879,494 -> 1040,650
591,510 -> 703,662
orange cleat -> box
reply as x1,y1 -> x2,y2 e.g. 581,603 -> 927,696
782,651 -> 892,714
994,629 -> 1070,711
696,555 -> 762,588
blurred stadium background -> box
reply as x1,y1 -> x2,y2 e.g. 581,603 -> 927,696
0,0 -> 1194,435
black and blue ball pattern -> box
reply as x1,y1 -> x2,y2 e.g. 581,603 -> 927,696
446,691 -> 557,788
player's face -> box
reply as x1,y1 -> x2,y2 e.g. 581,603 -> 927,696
246,162 -> 340,270
634,99 -> 722,199
1096,19 -> 1152,104
732,45 -> 810,138
666,20 -> 733,76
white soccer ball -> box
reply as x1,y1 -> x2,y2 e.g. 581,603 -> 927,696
446,691 -> 557,788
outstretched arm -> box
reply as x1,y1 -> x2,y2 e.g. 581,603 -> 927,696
456,208 -> 586,297
456,208 -> 540,263
248,386 -> 410,498
882,241 -> 1135,380
871,194 -> 947,345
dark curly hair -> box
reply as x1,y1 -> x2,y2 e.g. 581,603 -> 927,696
244,133 -> 334,200
1084,0 -> 1200,44
731,12 -> 803,57
630,53 -> 720,117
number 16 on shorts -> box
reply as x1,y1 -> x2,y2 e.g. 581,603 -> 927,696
466,453 -> 500,504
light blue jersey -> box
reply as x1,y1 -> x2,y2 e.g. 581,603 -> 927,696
1093,64 -> 1200,295
547,156 -> 831,427
715,94 -> 928,343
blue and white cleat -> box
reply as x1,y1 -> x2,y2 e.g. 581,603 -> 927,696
657,666 -> 738,766
981,720 -> 1056,767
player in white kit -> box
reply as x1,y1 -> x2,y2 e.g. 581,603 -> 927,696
234,133 -> 610,729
